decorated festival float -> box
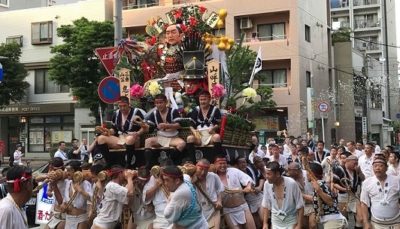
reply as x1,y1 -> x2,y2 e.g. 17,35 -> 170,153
96,5 -> 275,162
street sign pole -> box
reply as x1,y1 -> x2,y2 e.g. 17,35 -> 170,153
317,101 -> 330,143
321,114 -> 325,143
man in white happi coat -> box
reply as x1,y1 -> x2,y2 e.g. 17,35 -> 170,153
0,165 -> 33,229
92,166 -> 135,229
360,154 -> 400,229
358,142 -> 375,178
162,165 -> 208,229
262,161 -> 304,229
192,159 -> 224,229
61,161 -> 93,229
143,167 -> 171,228
214,156 -> 256,229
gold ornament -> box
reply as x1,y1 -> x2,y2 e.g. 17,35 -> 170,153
221,36 -> 228,43
213,37 -> 220,44
228,38 -> 235,45
205,37 -> 213,44
218,9 -> 228,19
217,19 -> 224,29
225,44 -> 231,50
218,41 -> 226,51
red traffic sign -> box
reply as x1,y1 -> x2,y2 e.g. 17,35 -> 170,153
317,101 -> 330,113
95,47 -> 116,76
98,76 -> 120,104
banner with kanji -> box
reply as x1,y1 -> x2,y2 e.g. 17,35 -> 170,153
35,183 -> 55,224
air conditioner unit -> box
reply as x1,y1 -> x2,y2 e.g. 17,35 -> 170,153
240,18 -> 253,29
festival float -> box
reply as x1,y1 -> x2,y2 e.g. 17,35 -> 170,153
95,5 -> 271,162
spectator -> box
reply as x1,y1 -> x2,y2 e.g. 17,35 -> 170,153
54,141 -> 68,161
13,144 -> 23,166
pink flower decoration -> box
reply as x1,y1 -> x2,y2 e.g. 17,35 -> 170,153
130,84 -> 144,99
211,84 -> 226,98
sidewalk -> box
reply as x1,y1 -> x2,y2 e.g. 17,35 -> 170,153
1,156 -> 50,170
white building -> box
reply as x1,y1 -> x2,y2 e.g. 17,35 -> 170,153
0,0 -> 112,157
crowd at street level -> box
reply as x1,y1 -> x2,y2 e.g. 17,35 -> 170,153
0,138 -> 400,229
1,90 -> 400,229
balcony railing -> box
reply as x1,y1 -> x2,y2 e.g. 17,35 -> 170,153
354,19 -> 380,29
354,0 -> 380,7
355,41 -> 380,51
239,35 -> 287,43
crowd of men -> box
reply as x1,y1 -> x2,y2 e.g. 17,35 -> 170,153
0,90 -> 400,229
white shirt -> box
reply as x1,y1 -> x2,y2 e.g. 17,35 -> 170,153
13,150 -> 23,165
63,179 -> 92,210
248,149 -> 266,164
262,176 -> 304,227
358,154 -> 374,178
387,163 -> 400,176
0,194 -> 28,229
196,172 -> 224,220
223,167 -> 254,190
54,149 -> 68,161
143,175 -> 170,228
270,155 -> 288,170
283,144 -> 291,157
95,181 -> 128,224
361,174 -> 400,220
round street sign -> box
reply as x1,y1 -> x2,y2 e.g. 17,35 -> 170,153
317,101 -> 330,113
98,76 -> 120,104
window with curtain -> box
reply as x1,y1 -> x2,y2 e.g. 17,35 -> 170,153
31,21 -> 53,44
34,69 -> 69,94
257,23 -> 285,41
258,69 -> 287,88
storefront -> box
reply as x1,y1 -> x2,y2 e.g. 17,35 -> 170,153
0,103 -> 74,157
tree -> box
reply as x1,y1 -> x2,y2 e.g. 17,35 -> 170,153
49,17 -> 114,116
0,43 -> 29,108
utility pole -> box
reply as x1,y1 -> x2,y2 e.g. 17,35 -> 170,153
114,0 -> 123,46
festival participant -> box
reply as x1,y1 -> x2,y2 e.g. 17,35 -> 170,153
346,141 -> 363,158
287,162 -> 315,229
96,96 -> 146,168
308,162 -> 347,229
0,165 -> 33,229
214,155 -> 256,229
332,155 -> 363,228
315,140 -> 330,163
92,166 -> 135,229
269,144 -> 288,170
262,161 -> 304,229
143,160 -> 173,229
145,94 -> 186,166
287,143 -> 301,165
162,165 -> 208,228
128,168 -> 155,229
186,91 -> 223,161
321,145 -> 340,182
387,151 -> 400,176
61,161 -> 93,229
360,155 -> 400,229
192,159 -> 224,229
358,142 -> 375,178
87,164 -> 106,225
42,158 -> 67,229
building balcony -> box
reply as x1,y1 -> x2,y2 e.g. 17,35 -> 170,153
122,0 -> 212,9
353,0 -> 380,7
355,41 -> 381,53
354,19 -> 380,30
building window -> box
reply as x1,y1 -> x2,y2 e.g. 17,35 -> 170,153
306,71 -> 311,87
0,0 -> 9,7
258,69 -> 287,88
257,23 -> 285,41
305,25 -> 311,42
6,36 -> 23,47
31,21 -> 53,45
28,115 -> 74,153
34,69 -> 69,94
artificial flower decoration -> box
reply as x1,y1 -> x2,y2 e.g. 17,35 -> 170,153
148,80 -> 162,97
174,9 -> 183,19
199,6 -> 207,14
189,16 -> 198,27
242,87 -> 257,99
130,84 -> 144,99
211,83 -> 226,98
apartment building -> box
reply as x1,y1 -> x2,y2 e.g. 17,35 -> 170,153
0,0 -> 112,157
330,0 -> 398,125
122,0 -> 333,143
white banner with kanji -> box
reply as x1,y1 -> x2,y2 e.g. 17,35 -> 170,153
35,183 -> 55,224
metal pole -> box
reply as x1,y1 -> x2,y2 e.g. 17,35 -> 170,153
321,114 -> 325,143
114,0 -> 122,46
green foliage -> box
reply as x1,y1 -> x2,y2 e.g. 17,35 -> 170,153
332,27 -> 351,44
49,17 -> 114,116
0,43 -> 29,108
